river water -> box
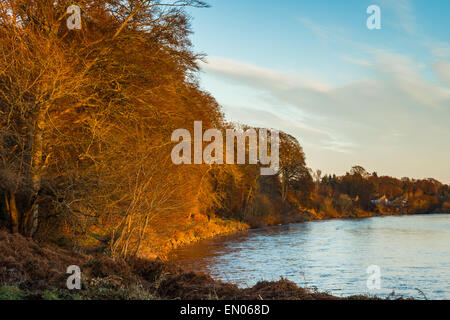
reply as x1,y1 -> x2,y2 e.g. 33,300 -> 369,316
169,214 -> 450,299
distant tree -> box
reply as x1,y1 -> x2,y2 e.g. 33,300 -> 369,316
278,132 -> 312,202
438,185 -> 450,201
310,169 -> 322,193
350,165 -> 369,178
339,169 -> 376,209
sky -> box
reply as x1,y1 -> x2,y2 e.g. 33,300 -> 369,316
187,0 -> 450,183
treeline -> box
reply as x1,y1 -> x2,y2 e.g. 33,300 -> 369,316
308,166 -> 450,218
0,0 -> 310,257
0,1 -> 448,259
0,0 -> 225,256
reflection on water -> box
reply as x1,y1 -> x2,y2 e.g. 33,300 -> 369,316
169,214 -> 450,299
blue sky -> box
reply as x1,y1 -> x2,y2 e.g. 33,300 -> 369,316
187,0 -> 450,183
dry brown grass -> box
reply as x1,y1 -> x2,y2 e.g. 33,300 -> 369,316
156,272 -> 342,300
0,230 -> 87,291
0,229 -> 374,300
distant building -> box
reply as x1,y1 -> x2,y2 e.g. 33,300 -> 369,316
371,195 -> 408,208
390,196 -> 408,208
371,195 -> 389,206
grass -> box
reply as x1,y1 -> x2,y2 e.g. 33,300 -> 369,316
0,285 -> 84,300
0,230 -> 413,301
0,286 -> 25,300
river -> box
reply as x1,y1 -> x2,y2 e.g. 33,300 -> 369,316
169,214 -> 450,299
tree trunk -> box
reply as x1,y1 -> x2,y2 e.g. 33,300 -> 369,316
282,183 -> 288,202
4,191 -> 20,233
134,214 -> 150,257
22,109 -> 45,237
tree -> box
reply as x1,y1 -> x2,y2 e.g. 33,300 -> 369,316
0,1 -> 89,235
0,0 -> 215,253
350,165 -> 369,178
339,167 -> 376,209
278,132 -> 312,202
310,169 -> 322,193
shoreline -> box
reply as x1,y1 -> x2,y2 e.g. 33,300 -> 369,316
168,212 -> 449,300
1,214 -> 445,300
0,229 -> 382,300
162,210 -> 448,261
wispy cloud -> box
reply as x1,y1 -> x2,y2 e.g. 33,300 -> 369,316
201,57 -> 332,93
379,0 -> 417,34
200,54 -> 450,179
423,41 -> 450,58
297,17 -> 348,41
192,0 -> 450,182
373,50 -> 450,109
341,56 -> 373,67
202,53 -> 450,119
321,137 -> 356,154
434,61 -> 450,87
220,104 -> 355,154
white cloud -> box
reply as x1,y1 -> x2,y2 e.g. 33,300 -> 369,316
373,51 -> 450,109
220,104 -> 354,154
341,56 -> 373,67
200,54 -> 450,182
201,57 -> 332,93
434,61 -> 450,87
203,53 -> 450,118
297,17 -> 347,41
379,0 -> 417,34
423,41 -> 450,58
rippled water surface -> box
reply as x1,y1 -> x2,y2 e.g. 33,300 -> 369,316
169,214 -> 450,299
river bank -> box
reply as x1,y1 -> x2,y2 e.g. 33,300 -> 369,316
0,229 -> 378,300
149,206 -> 441,260
170,214 -> 450,299
138,208 -> 361,259
4,212 -> 444,300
